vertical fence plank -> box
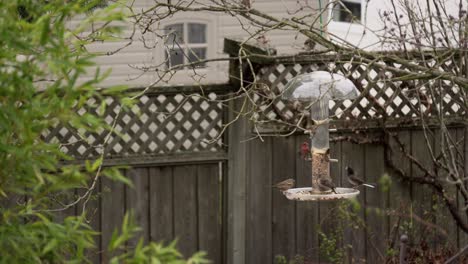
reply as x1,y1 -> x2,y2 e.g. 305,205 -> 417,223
411,129 -> 436,245
434,129 -> 458,249
459,128 -> 468,248
226,96 -> 248,264
197,164 -> 222,264
77,179 -> 101,264
342,139 -> 366,263
54,189 -> 77,223
271,136 -> 296,261
246,138 -> 272,264
173,165 -> 198,258
295,135 -> 320,262
387,131 -> 412,258
0,194 -> 20,209
100,173 -> 125,263
149,166 -> 174,244
365,141 -> 387,262
126,167 -> 150,246
451,128 -> 463,248
317,136 -> 343,263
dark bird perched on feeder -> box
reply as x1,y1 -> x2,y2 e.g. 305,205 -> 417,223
346,166 -> 375,188
318,177 -> 337,194
273,178 -> 295,192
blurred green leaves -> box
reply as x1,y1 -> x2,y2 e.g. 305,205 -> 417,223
0,1 -> 207,263
107,213 -> 210,264
379,173 -> 392,193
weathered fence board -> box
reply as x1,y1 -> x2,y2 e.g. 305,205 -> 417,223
197,164 -> 222,264
226,97 -> 249,264
78,182 -> 101,264
387,131 -> 412,257
149,166 -> 174,244
434,129 -> 459,249
458,128 -> 468,248
457,128 -> 468,248
271,136 -> 296,261
319,138 -> 343,263
411,130 -> 437,246
364,143 -> 387,262
55,189 -> 77,223
246,138 -> 273,264
126,167 -> 150,245
101,174 -> 125,262
173,165 -> 201,258
295,135 -> 320,263
342,140 -> 367,263
450,129 -> 463,248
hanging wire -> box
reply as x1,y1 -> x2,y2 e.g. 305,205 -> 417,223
318,0 -> 324,36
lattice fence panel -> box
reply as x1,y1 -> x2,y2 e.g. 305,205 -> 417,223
43,92 -> 224,160
255,61 -> 466,126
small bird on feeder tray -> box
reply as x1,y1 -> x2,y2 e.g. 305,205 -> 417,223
346,166 -> 375,188
273,178 -> 295,192
318,177 -> 337,194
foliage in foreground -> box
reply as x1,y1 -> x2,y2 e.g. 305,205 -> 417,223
0,1 -> 208,263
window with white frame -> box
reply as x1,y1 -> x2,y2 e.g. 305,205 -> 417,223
332,0 -> 362,23
164,22 -> 207,68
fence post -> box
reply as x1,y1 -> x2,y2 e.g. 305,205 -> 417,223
399,234 -> 408,264
225,55 -> 250,264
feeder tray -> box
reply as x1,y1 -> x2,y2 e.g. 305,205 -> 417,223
283,187 -> 359,201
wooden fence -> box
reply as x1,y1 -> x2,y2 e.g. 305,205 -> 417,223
45,86 -> 228,263
40,40 -> 468,263
225,40 -> 467,263
229,128 -> 466,263
55,163 -> 224,263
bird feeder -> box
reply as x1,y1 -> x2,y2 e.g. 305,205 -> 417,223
281,71 -> 360,201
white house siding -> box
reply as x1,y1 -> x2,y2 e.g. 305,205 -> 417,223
77,0 -> 327,88
77,0 -> 155,88
327,0 -> 461,50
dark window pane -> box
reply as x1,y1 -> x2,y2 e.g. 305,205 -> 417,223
188,23 -> 206,43
164,23 -> 184,45
166,48 -> 184,67
188,48 -> 207,67
333,1 -> 361,23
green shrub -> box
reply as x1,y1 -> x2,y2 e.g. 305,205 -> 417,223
0,1 -> 207,263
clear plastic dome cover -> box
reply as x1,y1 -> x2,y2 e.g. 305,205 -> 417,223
282,71 -> 359,102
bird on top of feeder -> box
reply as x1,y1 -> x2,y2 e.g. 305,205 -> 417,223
318,177 -> 337,194
346,166 -> 375,188
273,178 -> 295,192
